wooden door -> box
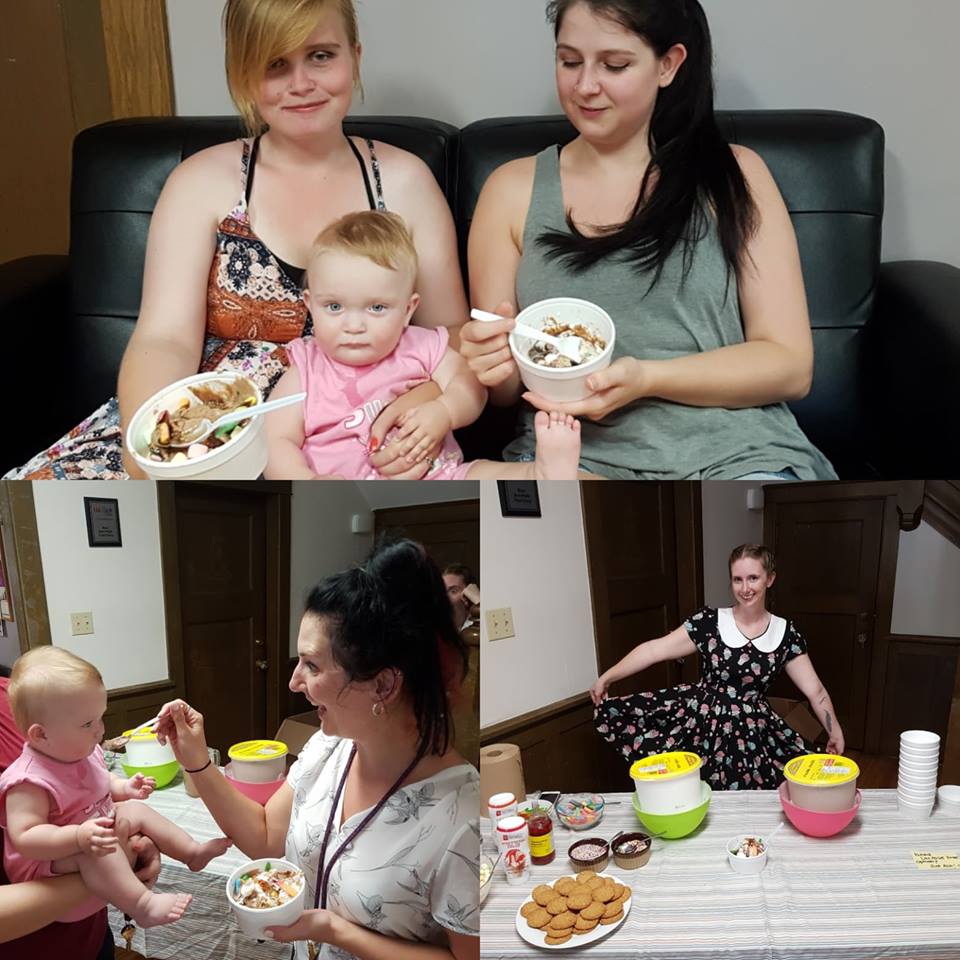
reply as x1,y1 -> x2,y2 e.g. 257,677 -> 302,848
173,483 -> 269,758
0,0 -> 172,261
583,482 -> 702,697
762,491 -> 887,750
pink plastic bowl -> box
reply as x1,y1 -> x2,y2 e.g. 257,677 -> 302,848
225,763 -> 285,805
779,781 -> 861,837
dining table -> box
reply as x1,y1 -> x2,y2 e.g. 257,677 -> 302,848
480,789 -> 960,959
104,752 -> 288,960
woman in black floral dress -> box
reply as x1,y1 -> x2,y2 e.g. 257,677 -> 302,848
591,544 -> 845,790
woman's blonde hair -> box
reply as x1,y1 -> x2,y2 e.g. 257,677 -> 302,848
728,543 -> 776,577
309,211 -> 419,285
223,0 -> 362,135
8,647 -> 103,733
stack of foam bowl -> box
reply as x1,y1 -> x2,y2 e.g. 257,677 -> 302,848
225,740 -> 288,805
898,730 -> 940,819
780,754 -> 861,837
630,751 -> 711,839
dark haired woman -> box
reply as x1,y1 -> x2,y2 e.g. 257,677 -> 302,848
589,545 -> 844,789
154,539 -> 479,960
461,0 -> 836,480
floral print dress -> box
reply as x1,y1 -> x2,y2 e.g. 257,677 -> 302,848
595,606 -> 810,790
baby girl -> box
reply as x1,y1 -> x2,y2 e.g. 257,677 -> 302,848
0,647 -> 232,927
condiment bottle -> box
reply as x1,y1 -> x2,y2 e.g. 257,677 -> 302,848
527,808 -> 555,865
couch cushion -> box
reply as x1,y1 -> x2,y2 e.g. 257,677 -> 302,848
67,116 -> 458,414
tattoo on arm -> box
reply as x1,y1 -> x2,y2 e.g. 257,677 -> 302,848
824,711 -> 833,734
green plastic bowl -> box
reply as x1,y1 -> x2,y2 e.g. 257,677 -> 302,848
121,759 -> 181,789
631,782 -> 712,838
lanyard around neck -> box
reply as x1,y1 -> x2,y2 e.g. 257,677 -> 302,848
313,741 -> 425,910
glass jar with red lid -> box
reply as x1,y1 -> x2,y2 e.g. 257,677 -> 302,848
527,810 -> 555,864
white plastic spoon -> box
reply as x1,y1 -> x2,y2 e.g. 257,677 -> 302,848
165,392 -> 306,448
470,308 -> 586,364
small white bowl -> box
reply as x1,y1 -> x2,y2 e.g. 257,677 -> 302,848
727,835 -> 767,874
226,858 -> 305,938
900,730 -> 941,748
937,785 -> 960,815
480,854 -> 494,905
510,298 -> 616,403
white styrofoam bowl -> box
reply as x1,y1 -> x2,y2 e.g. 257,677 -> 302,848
226,858 -> 305,938
510,298 -> 616,403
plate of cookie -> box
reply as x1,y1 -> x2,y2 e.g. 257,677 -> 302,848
515,870 -> 632,949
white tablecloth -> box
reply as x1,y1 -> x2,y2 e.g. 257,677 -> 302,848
480,789 -> 960,959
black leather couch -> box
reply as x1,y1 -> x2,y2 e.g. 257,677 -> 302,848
3,111 -> 958,477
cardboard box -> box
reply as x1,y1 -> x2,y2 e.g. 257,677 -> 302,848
275,710 -> 323,766
768,697 -> 826,746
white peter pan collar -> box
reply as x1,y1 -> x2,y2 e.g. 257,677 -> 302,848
717,607 -> 787,652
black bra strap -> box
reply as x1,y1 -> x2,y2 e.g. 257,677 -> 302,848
347,136 -> 377,211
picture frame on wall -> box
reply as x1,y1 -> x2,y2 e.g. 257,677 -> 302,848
497,480 -> 542,518
84,497 -> 122,548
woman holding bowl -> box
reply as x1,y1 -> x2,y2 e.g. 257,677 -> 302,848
155,538 -> 479,960
460,0 -> 836,481
8,0 -> 464,480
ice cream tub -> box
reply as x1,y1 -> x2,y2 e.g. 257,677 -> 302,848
126,372 -> 266,480
783,754 -> 860,812
226,858 -> 305,938
630,751 -> 703,815
227,740 -> 288,783
122,729 -> 177,768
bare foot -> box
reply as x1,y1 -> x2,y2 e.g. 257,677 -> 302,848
131,890 -> 192,928
533,411 -> 581,480
185,836 -> 233,872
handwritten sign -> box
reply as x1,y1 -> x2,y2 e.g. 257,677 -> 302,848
912,852 -> 960,869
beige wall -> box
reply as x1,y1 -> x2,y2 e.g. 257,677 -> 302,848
166,0 -> 960,267
891,521 -> 960,638
700,482 -> 765,608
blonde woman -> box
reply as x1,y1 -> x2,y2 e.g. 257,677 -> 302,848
9,0 -> 466,480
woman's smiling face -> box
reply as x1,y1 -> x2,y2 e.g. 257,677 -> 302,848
289,613 -> 371,738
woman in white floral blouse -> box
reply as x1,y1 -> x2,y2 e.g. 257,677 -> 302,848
156,538 -> 479,960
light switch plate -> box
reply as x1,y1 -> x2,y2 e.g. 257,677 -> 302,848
70,612 -> 94,636
485,607 -> 515,641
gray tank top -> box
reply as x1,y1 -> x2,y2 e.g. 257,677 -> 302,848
505,145 -> 837,480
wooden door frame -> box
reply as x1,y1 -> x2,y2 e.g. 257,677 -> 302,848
582,480 -> 704,689
98,0 -> 175,118
761,480 -> 925,754
158,481 -> 291,740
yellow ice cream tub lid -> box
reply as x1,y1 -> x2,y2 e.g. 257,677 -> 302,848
227,740 -> 288,762
122,728 -> 160,742
630,751 -> 702,781
784,753 -> 859,787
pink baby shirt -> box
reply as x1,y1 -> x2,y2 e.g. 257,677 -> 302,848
0,743 -> 114,919
286,325 -> 473,480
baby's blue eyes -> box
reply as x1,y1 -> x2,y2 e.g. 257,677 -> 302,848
370,304 -> 387,314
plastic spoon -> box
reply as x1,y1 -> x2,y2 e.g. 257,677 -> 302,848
109,714 -> 160,749
165,392 -> 306,448
469,308 -> 586,364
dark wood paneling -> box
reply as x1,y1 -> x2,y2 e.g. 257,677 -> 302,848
880,635 -> 960,757
373,500 -> 480,578
482,694 -> 633,795
924,480 -> 960,551
104,680 -> 180,740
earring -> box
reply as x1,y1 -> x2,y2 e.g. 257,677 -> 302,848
372,701 -> 385,718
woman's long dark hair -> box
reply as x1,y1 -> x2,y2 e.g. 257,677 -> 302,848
305,537 -> 469,757
541,0 -> 757,288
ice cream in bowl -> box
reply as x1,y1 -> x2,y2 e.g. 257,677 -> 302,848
226,858 -> 306,938
509,298 -> 616,403
126,372 -> 267,479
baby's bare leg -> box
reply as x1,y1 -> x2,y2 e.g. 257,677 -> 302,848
116,800 -> 232,872
74,814 -> 192,927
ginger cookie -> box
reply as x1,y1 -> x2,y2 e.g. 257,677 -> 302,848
548,911 -> 577,931
545,931 -> 573,945
526,908 -> 551,929
520,901 -> 539,918
554,877 -> 576,896
580,901 -> 605,920
575,914 -> 600,932
545,897 -> 569,915
576,870 -> 597,884
600,910 -> 624,925
533,884 -> 557,906
567,892 -> 592,911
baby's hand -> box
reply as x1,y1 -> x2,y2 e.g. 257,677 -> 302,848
77,815 -> 119,858
124,772 -> 157,800
393,400 -> 452,465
